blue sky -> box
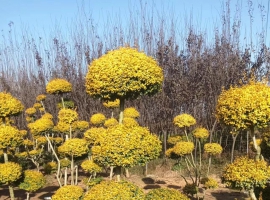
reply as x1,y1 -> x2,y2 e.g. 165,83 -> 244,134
0,0 -> 269,46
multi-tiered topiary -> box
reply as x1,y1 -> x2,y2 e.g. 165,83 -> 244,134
0,92 -> 24,200
85,47 -> 163,123
85,47 -> 163,181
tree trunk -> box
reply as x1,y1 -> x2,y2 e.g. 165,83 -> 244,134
9,186 -> 15,200
110,166 -> 114,180
125,168 -> 130,178
231,134 -> 238,163
71,155 -> 74,185
115,166 -> 121,181
26,192 -> 30,200
207,156 -> 212,177
118,98 -> 125,124
64,167 -> 67,186
3,148 -> 8,163
249,188 -> 257,200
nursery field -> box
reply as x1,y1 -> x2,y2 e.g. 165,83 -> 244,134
0,160 -> 250,200
1,1 -> 270,200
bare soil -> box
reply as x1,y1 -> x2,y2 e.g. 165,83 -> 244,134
0,164 -> 249,200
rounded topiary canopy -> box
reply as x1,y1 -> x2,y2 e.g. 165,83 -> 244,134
91,124 -> 161,168
145,188 -> 189,200
216,81 -> 270,130
83,180 -> 145,200
19,170 -> 46,192
85,47 -> 163,100
222,156 -> 270,191
0,92 -> 24,118
0,162 -> 22,184
46,78 -> 72,94
52,185 -> 83,200
58,138 -> 89,157
0,125 -> 25,149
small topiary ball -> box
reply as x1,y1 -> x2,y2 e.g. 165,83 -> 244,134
81,160 -> 102,174
204,143 -> 223,156
83,180 -> 145,200
52,185 -> 83,200
192,127 -> 209,139
145,188 -> 189,200
0,162 -> 22,184
0,92 -> 24,117
90,113 -> 106,126
19,170 -> 46,192
46,78 -> 72,94
173,141 -> 194,156
173,114 -> 196,128
123,107 -> 140,118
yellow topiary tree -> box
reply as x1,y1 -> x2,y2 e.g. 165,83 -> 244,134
204,143 -> 223,176
46,78 -> 72,109
222,156 -> 270,200
85,47 -> 163,123
19,170 -> 46,200
0,162 -> 22,200
58,138 -> 89,185
91,124 -> 161,181
216,80 -> 270,162
81,159 -> 102,190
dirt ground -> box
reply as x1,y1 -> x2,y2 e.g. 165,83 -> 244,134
0,164 -> 249,200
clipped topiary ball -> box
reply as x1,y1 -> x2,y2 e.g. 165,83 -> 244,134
145,188 -> 189,200
83,180 -> 145,200
85,47 -> 163,100
52,185 -> 83,200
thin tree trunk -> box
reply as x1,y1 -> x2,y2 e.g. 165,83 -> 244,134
8,186 -> 15,200
75,165 -> 78,185
249,188 -> 257,200
209,119 -> 217,143
26,192 -> 30,200
231,134 -> 238,163
64,167 -> 67,186
119,98 -> 125,124
125,168 -> 130,178
110,166 -> 114,180
61,96 -> 65,109
207,156 -> 212,177
3,151 -> 8,163
71,155 -> 74,185
247,131 -> 249,156
45,135 -> 62,187
115,166 -> 121,181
